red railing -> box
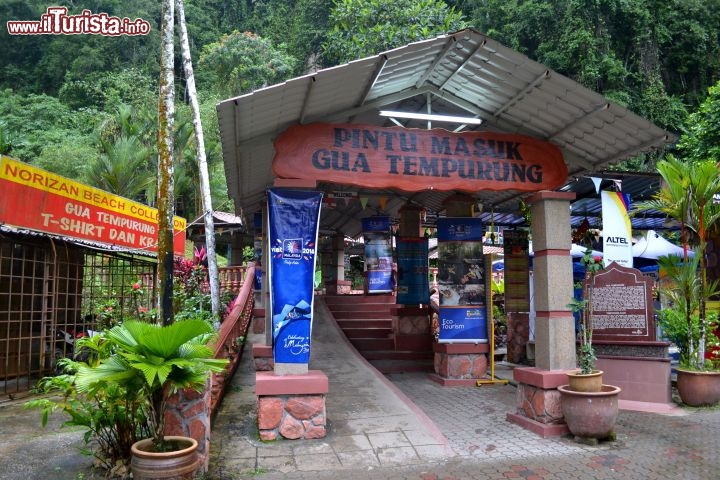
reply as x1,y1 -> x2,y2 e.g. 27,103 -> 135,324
210,264 -> 255,415
198,265 -> 248,295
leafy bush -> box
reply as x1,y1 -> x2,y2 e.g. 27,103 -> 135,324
24,334 -> 151,474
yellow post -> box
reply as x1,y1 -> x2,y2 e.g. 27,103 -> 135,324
477,253 -> 508,386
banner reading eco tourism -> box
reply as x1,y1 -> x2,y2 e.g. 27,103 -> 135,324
0,155 -> 185,255
267,189 -> 323,365
601,190 -> 632,268
273,123 -> 567,192
436,218 -> 488,343
362,216 -> 394,294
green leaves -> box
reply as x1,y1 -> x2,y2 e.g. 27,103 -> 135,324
323,0 -> 467,64
199,31 -> 296,98
74,319 -> 228,448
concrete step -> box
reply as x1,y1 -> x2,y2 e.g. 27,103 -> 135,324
369,358 -> 435,374
360,350 -> 434,361
323,294 -> 395,305
328,310 -> 393,319
336,319 -> 392,330
342,328 -> 393,339
349,338 -> 395,351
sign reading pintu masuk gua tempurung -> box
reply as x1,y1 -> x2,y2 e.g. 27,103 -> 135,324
273,123 -> 567,192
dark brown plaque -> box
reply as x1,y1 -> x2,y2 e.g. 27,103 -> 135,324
586,262 -> 655,342
503,230 -> 530,313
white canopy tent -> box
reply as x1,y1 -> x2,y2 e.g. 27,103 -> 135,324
631,230 -> 691,260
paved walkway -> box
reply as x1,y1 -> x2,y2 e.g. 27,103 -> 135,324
208,299 -> 720,480
1,297 -> 719,479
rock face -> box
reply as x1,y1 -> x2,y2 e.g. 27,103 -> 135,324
257,394 -> 327,441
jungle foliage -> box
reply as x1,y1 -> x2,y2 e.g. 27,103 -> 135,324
1,0 -> 720,220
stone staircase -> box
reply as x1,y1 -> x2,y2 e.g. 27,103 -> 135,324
323,294 -> 433,373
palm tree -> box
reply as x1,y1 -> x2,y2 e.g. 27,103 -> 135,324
87,136 -> 154,198
635,155 -> 692,258
685,160 -> 720,366
638,157 -> 720,369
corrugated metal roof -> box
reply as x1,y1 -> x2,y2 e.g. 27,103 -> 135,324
217,29 -> 675,239
0,224 -> 157,258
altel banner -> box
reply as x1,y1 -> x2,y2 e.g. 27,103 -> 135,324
601,190 -> 632,268
267,189 -> 323,365
273,123 -> 567,193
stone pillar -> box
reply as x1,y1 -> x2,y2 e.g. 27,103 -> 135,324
398,204 -> 424,237
229,231 -> 244,266
394,205 -> 431,349
323,233 -> 351,294
506,312 -> 529,364
443,193 -> 476,217
256,371 -> 328,440
260,203 -> 272,345
507,191 -> 575,437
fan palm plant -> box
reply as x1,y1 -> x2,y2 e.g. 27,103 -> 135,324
637,157 -> 720,370
75,319 -> 228,451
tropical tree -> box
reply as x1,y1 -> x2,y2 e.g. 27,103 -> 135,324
199,31 -> 297,97
637,158 -> 720,369
177,0 -> 221,316
0,120 -> 16,155
87,136 -> 154,198
635,156 -> 692,255
685,161 -> 720,365
242,0 -> 333,74
322,0 -> 467,65
157,0 -> 176,325
677,79 -> 720,164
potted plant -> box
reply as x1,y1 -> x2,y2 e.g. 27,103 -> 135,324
565,247 -> 604,392
656,251 -> 720,406
75,318 -> 228,479
24,332 -> 152,477
637,157 -> 720,407
560,245 -> 621,442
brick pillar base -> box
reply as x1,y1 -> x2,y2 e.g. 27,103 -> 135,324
392,306 -> 432,351
430,343 -> 489,386
256,371 -> 328,441
165,383 -> 212,472
506,312 -> 529,364
506,367 -> 569,437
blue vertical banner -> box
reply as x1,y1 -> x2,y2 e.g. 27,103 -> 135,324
436,218 -> 488,343
396,237 -> 429,304
362,216 -> 394,293
267,189 -> 323,364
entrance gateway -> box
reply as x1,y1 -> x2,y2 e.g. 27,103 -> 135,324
216,28 -> 674,438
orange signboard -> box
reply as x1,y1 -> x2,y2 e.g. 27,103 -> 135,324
273,123 -> 567,192
0,155 -> 186,255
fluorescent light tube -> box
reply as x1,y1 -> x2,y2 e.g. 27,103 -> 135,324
379,110 -> 483,125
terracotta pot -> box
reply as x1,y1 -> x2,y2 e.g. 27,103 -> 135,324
131,436 -> 199,480
676,368 -> 720,407
565,369 -> 603,392
558,384 -> 621,440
